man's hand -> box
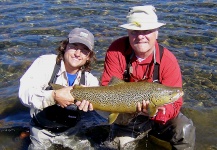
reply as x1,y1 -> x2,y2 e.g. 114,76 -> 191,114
137,100 -> 166,116
53,86 -> 74,108
74,84 -> 93,112
75,100 -> 93,112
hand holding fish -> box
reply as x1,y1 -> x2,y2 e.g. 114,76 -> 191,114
51,77 -> 183,124
137,100 -> 166,116
52,86 -> 74,108
75,100 -> 93,112
74,84 -> 94,112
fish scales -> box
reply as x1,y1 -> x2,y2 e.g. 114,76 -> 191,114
71,81 -> 178,113
72,85 -> 138,112
51,77 -> 183,124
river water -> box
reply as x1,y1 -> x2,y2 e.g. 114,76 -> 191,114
0,0 -> 216,150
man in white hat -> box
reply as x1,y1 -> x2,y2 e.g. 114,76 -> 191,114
101,5 -> 195,150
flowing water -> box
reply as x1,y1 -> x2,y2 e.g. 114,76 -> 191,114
0,0 -> 216,149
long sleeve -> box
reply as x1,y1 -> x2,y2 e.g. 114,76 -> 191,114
101,37 -> 128,86
19,54 -> 58,110
152,48 -> 183,123
101,38 -> 183,124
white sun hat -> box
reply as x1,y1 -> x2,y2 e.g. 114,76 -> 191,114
120,5 -> 166,30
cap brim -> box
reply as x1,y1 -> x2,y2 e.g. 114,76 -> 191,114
120,22 -> 165,30
69,36 -> 93,51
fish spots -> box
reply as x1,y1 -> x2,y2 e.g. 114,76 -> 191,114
51,78 -> 183,120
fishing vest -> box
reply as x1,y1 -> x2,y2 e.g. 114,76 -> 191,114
32,64 -> 85,132
123,37 -> 164,83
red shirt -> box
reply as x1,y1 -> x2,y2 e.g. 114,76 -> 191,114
101,36 -> 183,124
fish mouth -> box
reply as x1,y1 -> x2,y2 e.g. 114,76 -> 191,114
178,90 -> 184,97
171,91 -> 184,101
180,91 -> 184,96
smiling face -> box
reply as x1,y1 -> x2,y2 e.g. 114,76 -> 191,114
64,43 -> 91,74
128,29 -> 158,59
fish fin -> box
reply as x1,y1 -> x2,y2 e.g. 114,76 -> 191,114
108,113 -> 119,124
139,78 -> 149,82
148,103 -> 157,117
108,77 -> 125,86
50,83 -> 65,90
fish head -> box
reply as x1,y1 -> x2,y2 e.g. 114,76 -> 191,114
148,86 -> 184,117
169,88 -> 184,101
151,87 -> 184,107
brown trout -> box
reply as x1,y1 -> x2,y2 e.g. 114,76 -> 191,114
51,77 -> 183,124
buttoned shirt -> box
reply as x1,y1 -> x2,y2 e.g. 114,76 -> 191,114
19,54 -> 99,117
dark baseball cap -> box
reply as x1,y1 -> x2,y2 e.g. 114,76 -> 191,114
68,28 -> 94,51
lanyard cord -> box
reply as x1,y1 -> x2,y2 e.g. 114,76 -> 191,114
124,44 -> 164,83
153,47 -> 157,64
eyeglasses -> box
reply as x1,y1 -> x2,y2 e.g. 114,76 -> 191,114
66,44 -> 90,56
129,29 -> 157,36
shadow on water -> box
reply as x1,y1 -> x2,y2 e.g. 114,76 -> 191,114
0,0 -> 217,149
0,126 -> 30,150
181,107 -> 217,150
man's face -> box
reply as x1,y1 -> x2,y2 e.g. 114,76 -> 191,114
64,43 -> 90,73
128,29 -> 158,58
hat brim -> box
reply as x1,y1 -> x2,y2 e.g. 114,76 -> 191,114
69,36 -> 93,51
120,22 -> 165,30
